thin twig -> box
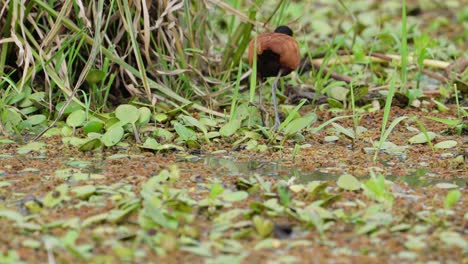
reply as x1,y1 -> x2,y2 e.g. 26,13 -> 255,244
298,58 -> 353,83
421,69 -> 449,83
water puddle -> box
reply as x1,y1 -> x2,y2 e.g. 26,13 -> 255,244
2,153 -> 464,189
203,156 -> 466,188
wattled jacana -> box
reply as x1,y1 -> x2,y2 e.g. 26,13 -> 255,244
248,25 -> 300,129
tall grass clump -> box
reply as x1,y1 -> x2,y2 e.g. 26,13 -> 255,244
0,1 -> 263,120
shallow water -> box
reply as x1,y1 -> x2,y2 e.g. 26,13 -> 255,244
202,156 -> 466,188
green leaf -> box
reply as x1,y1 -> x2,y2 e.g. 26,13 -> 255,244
406,88 -> 423,104
54,168 -> 104,181
186,139 -> 200,148
209,183 -> 224,199
328,86 -> 349,101
253,215 -> 274,238
61,126 -> 73,137
220,119 -> 241,137
277,185 -> 291,207
18,98 -> 33,108
6,91 -> 25,104
85,69 -> 106,84
245,139 -> 258,150
3,109 -> 22,126
234,104 -> 249,121
353,85 -> 369,101
199,117 -> 217,127
376,116 -> 408,153
356,222 -> 379,235
105,117 -> 120,129
390,223 -> 412,232
181,115 -> 207,134
0,181 -> 11,188
82,213 -> 108,227
363,174 -> 393,206
153,128 -> 174,141
22,196 -> 43,214
331,122 -> 355,139
311,115 -> 353,133
28,92 -> 45,102
404,235 -> 426,250
17,142 -> 45,154
43,184 -> 70,208
66,110 -> 86,128
71,185 -> 96,199
107,204 -> 139,223
115,104 -> 139,124
62,136 -> 87,146
83,120 -> 104,134
102,126 -> 124,147
139,202 -> 178,229
181,243 -> 212,257
0,209 -> 25,223
137,107 -> 151,126
434,140 -> 457,149
426,117 -> 460,127
326,98 -> 344,108
408,132 -> 437,144
159,233 -> 178,252
113,244 -> 136,260
181,115 -> 210,143
22,239 -> 41,249
42,127 -> 61,137
143,138 -> 160,149
153,113 -> 168,123
278,99 -> 308,131
254,238 -> 279,250
56,101 -> 82,114
142,138 -> 184,152
66,160 -> 91,168
174,122 -> 197,141
27,114 -> 46,125
20,106 -> 38,115
325,135 -> 340,142
284,113 -> 317,135
444,190 -> 461,209
221,191 -> 248,202
337,174 -> 361,191
439,231 -> 467,249
205,254 -> 247,264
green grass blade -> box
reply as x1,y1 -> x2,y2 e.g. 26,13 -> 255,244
412,117 -> 435,150
32,0 -> 223,117
373,69 -> 398,161
400,0 -> 408,93
311,115 -> 355,134
230,61 -> 243,122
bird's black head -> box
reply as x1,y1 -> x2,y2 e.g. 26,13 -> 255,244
274,25 -> 293,36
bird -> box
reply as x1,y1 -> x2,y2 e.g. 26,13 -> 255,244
248,25 -> 300,130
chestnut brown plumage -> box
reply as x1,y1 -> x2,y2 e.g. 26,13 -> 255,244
248,25 -> 300,129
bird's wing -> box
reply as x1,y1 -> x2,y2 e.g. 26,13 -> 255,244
257,34 -> 300,71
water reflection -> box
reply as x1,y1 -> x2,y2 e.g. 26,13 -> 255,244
203,157 -> 466,188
